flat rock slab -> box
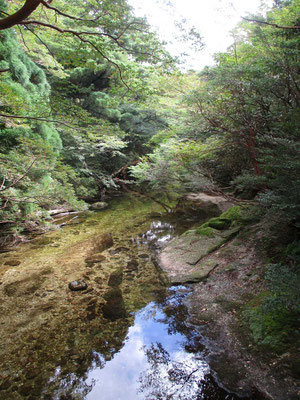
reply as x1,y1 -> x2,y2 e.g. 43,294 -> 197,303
159,228 -> 238,284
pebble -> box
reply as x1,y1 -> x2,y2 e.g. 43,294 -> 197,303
68,280 -> 88,291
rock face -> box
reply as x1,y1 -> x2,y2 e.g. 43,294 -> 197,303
159,228 -> 238,284
175,193 -> 234,218
90,202 -> 109,210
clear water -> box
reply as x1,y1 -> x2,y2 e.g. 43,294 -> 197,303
0,196 -> 255,399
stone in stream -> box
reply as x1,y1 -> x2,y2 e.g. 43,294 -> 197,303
85,253 -> 106,266
4,259 -> 21,266
108,269 -> 123,287
109,247 -> 130,255
102,287 -> 127,321
126,259 -> 139,272
90,201 -> 108,210
68,280 -> 88,291
94,233 -> 113,252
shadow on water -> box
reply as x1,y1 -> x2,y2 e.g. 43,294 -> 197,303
0,197 -> 259,399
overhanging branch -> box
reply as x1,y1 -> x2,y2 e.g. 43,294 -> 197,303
0,0 -> 43,30
243,17 -> 300,30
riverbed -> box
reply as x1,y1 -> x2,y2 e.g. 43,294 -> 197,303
0,195 -> 256,399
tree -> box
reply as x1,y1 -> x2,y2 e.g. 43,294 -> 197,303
0,0 -> 44,30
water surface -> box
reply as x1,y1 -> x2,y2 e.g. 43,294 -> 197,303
0,196 -> 253,399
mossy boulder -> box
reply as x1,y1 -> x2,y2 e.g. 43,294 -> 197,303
196,206 -> 242,235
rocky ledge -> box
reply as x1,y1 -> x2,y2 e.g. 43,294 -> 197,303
158,199 -> 299,400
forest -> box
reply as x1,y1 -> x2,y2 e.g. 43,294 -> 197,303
0,0 -> 299,399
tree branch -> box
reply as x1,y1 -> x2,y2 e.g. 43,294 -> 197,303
0,158 -> 36,193
0,0 -> 43,30
0,112 -> 78,128
243,17 -> 300,30
40,0 -> 103,23
20,19 -> 130,88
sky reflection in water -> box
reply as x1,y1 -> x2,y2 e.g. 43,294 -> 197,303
85,298 -> 208,400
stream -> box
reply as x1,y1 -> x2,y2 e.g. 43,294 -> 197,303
0,196 -> 254,400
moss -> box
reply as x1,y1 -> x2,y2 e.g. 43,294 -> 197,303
195,226 -> 217,237
196,206 -> 243,235
206,217 -> 230,230
220,206 -> 242,222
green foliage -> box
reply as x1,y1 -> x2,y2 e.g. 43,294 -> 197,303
243,244 -> 300,350
179,1 -> 300,222
130,137 -> 220,194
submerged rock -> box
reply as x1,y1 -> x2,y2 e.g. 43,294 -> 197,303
138,253 -> 149,259
94,233 -> 113,252
4,259 -> 21,266
102,287 -> 127,321
108,269 -> 123,287
68,280 -> 88,291
109,247 -> 130,255
85,254 -> 106,265
90,202 -> 109,210
126,259 -> 139,271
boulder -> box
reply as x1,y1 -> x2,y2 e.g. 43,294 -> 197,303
90,202 -> 109,210
159,227 -> 239,284
175,193 -> 234,219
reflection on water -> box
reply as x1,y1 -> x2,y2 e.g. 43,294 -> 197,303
0,197 -> 254,399
85,291 -> 208,400
47,287 -> 246,400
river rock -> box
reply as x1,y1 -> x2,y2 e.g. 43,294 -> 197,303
68,280 -> 88,291
4,259 -> 21,266
109,247 -> 130,255
108,269 -> 123,287
102,288 -> 127,321
175,193 -> 234,218
126,259 -> 138,272
90,201 -> 109,210
94,233 -> 113,252
85,254 -> 106,265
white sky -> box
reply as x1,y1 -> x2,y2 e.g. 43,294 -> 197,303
128,0 -> 274,70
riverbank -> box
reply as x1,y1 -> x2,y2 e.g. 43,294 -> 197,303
158,201 -> 299,400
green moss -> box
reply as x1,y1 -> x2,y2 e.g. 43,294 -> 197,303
196,205 -> 243,235
206,217 -> 230,230
220,205 -> 242,222
195,226 -> 217,237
